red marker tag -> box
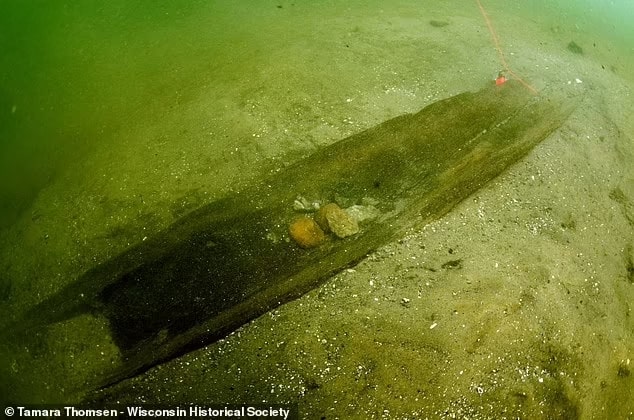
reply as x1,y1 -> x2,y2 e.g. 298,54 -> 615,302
495,75 -> 507,85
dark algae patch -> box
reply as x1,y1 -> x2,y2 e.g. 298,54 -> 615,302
429,20 -> 449,28
441,259 -> 463,270
626,245 -> 634,284
567,41 -> 583,54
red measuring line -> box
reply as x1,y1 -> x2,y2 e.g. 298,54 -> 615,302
475,0 -> 538,94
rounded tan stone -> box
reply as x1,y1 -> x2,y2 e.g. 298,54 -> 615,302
289,216 -> 325,249
315,203 -> 359,238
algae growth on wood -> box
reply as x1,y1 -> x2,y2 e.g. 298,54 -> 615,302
3,80 -> 577,394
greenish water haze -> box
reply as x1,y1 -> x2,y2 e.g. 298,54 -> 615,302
0,0 -> 188,226
0,0 -> 283,227
517,0 -> 634,74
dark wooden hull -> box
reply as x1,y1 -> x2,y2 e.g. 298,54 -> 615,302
4,81 -> 576,394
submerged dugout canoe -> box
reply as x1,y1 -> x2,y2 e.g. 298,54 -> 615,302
5,80 -> 576,394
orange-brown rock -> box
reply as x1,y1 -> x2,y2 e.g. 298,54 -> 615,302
289,216 -> 325,249
315,203 -> 359,238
